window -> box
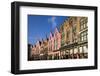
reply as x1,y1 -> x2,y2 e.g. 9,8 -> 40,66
72,26 -> 77,43
54,40 -> 56,49
66,30 -> 70,44
61,32 -> 65,46
62,32 -> 65,38
83,45 -> 88,53
67,31 -> 70,38
70,49 -> 73,54
80,31 -> 88,42
80,17 -> 88,30
79,46 -> 83,53
74,48 -> 78,54
55,40 -> 57,50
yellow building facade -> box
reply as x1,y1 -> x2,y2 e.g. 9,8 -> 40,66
59,16 -> 88,59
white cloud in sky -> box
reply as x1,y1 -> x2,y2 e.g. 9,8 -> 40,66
48,16 -> 57,29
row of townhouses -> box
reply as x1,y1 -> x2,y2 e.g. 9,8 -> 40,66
28,17 -> 88,60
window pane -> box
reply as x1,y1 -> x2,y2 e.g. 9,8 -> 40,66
83,46 -> 88,53
79,47 -> 82,53
74,48 -> 78,54
70,49 -> 73,54
82,37 -> 84,41
84,36 -> 87,41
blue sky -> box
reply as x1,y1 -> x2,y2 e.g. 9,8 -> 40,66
28,15 -> 68,45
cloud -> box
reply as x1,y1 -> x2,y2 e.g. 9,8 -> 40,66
48,16 -> 57,29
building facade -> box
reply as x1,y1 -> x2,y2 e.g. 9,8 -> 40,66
28,16 -> 88,60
